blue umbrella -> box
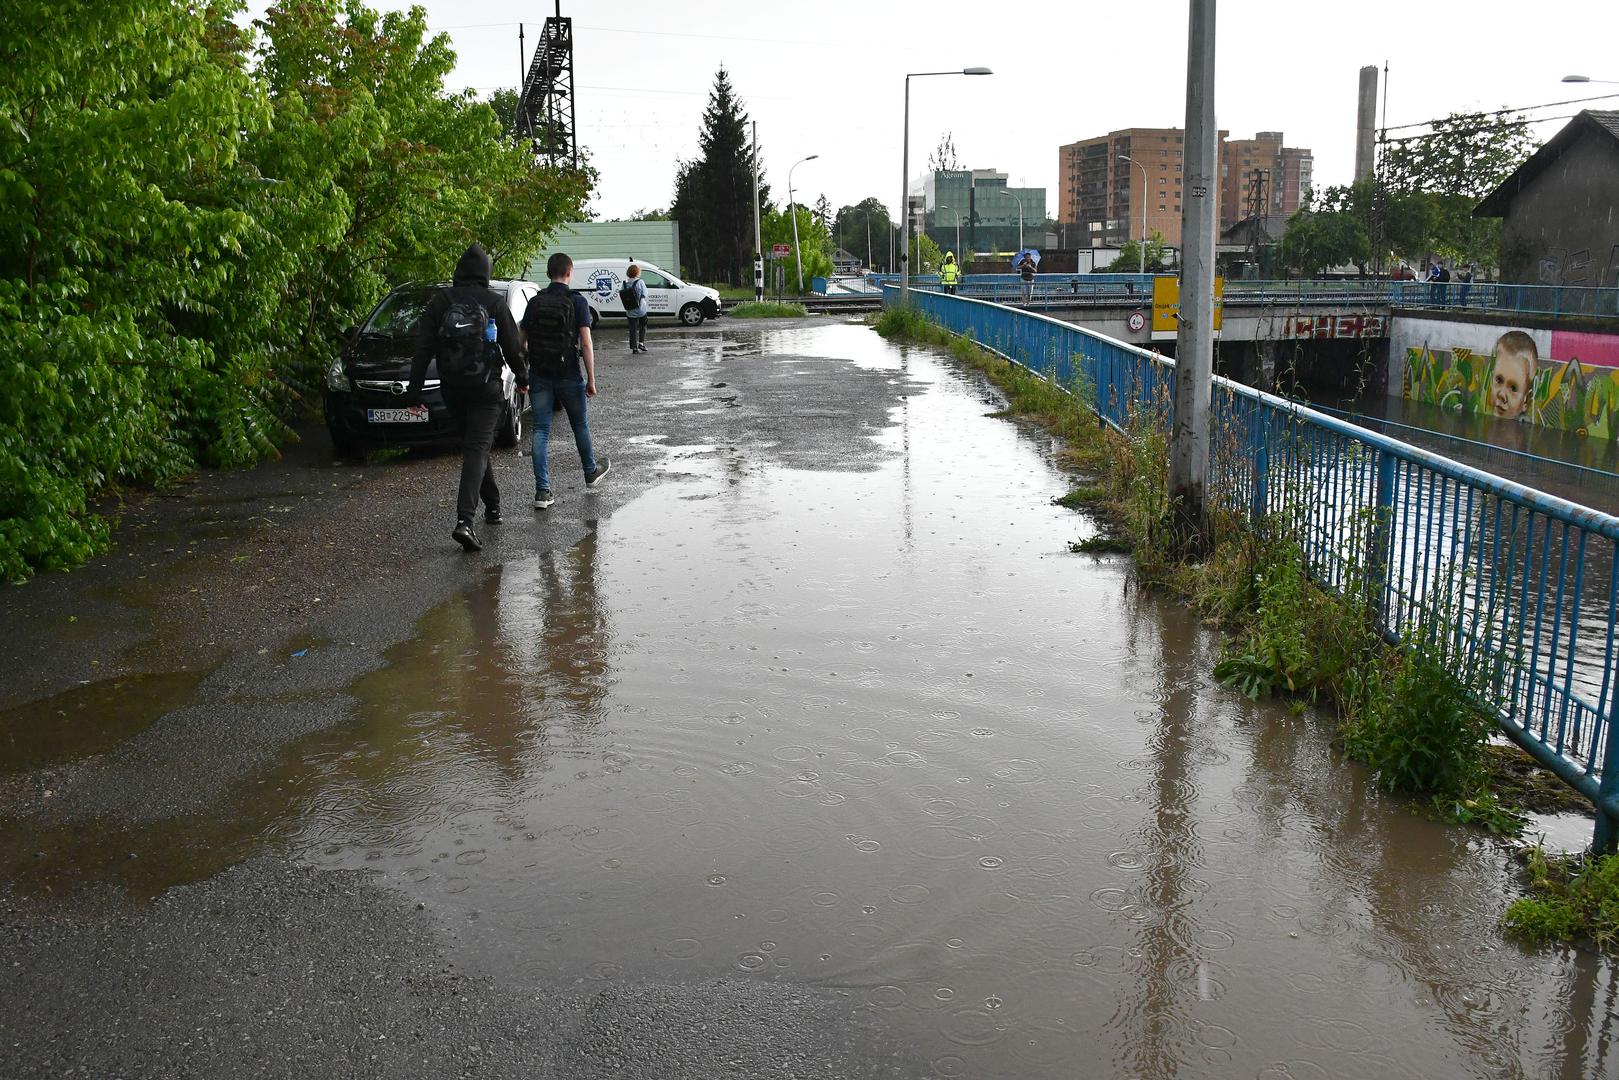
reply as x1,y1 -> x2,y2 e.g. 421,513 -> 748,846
1014,248 -> 1041,268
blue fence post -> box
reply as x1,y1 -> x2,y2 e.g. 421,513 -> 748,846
1369,449 -> 1397,629
1250,409 -> 1269,527
1596,719 -> 1619,853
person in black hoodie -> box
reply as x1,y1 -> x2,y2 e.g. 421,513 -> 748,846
408,243 -> 527,552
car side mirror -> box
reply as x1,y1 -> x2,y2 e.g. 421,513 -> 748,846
344,324 -> 358,338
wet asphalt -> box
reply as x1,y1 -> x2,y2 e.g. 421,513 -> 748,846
0,317 -> 921,1079
2,316 -> 1615,1079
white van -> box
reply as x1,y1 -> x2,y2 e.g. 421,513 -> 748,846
570,259 -> 722,326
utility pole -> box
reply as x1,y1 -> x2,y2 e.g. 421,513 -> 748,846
516,24 -> 525,134
1170,0 -> 1216,555
752,121 -> 763,302
900,75 -> 912,305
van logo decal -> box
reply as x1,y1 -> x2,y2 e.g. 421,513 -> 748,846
592,272 -> 619,299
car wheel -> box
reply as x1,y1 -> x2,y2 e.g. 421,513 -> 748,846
327,420 -> 364,460
679,302 -> 705,326
494,398 -> 520,449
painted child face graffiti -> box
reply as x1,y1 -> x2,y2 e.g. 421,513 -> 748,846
1489,332 -> 1539,421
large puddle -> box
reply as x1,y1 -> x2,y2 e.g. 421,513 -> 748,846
7,323 -> 1616,1077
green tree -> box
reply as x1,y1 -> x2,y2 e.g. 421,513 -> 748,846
833,199 -> 894,271
671,68 -> 764,286
252,1 -> 592,363
1379,110 -> 1535,271
488,87 -> 520,138
0,0 -> 592,581
1,0 -> 275,579
1382,110 -> 1537,200
1277,186 -> 1371,275
914,233 -> 943,274
1102,232 -> 1173,273
761,203 -> 832,293
629,207 -> 671,221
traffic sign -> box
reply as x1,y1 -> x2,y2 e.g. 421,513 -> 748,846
771,243 -> 791,257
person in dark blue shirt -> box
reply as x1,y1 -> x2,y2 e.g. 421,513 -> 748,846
409,243 -> 526,552
522,252 -> 609,510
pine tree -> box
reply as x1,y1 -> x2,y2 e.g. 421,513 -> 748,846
671,68 -> 765,285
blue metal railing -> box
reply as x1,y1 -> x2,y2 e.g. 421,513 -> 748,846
884,285 -> 1619,850
865,275 -> 1619,320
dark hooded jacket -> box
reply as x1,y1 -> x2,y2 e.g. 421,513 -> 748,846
408,243 -> 526,397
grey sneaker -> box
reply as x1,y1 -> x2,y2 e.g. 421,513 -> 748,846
585,457 -> 611,487
533,488 -> 555,510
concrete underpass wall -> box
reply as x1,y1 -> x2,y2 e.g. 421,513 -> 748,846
1390,311 -> 1619,438
1212,337 -> 1387,398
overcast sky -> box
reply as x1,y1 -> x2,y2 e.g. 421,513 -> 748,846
250,1 -> 1619,223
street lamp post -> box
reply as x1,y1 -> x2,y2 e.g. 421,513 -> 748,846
1118,154 -> 1149,274
901,67 -> 993,307
788,154 -> 819,294
995,191 -> 1024,252
752,121 -> 764,302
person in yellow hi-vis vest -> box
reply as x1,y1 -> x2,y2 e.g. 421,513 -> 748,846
940,252 -> 960,295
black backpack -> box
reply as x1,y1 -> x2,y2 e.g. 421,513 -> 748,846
437,298 -> 496,387
618,281 -> 640,309
522,291 -> 579,378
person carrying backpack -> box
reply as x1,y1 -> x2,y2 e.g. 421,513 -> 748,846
408,242 -> 526,553
619,263 -> 649,354
522,252 -> 610,511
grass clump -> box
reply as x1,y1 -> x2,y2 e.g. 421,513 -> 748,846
1054,486 -> 1106,509
702,282 -> 758,300
1070,535 -> 1132,555
729,301 -> 808,319
1504,846 -> 1619,950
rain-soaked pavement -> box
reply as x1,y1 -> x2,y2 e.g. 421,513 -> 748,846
2,319 -> 1616,1079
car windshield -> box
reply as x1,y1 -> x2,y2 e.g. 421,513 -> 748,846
362,288 -> 433,337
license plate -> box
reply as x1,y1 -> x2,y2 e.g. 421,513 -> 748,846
366,406 -> 429,423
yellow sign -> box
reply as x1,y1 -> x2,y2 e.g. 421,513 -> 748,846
1151,275 -> 1224,335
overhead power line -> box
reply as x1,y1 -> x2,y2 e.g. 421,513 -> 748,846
1382,113 -> 1588,145
1381,91 -> 1619,132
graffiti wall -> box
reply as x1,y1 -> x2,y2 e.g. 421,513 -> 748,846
1389,316 -> 1619,440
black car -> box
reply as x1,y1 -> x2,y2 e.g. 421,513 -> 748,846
324,280 -> 538,457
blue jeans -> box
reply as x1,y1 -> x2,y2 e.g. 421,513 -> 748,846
529,377 -> 597,490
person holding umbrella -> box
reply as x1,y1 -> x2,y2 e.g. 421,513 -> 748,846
1016,249 -> 1039,305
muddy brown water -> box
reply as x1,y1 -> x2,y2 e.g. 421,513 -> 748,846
4,323 -> 1616,1078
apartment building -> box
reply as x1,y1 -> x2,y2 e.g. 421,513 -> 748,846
1057,127 -> 1311,247
1219,132 -> 1314,229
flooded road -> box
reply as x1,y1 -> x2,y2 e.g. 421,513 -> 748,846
2,320 -> 1615,1078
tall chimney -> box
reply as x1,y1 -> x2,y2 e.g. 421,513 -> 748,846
1354,65 -> 1379,180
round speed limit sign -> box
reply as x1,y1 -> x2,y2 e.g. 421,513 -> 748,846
1127,311 -> 1147,333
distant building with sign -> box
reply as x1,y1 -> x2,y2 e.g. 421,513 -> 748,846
918,169 -> 1046,256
